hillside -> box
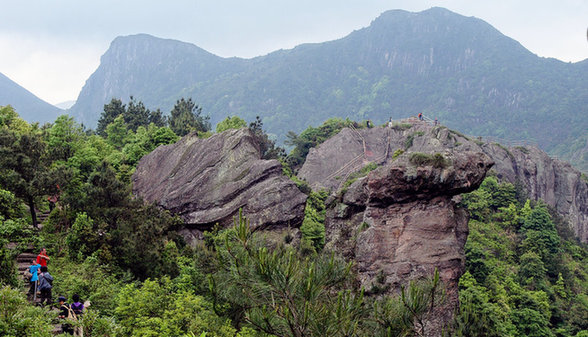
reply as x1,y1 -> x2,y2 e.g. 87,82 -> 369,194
1,108 -> 586,336
0,72 -> 63,123
67,7 -> 588,171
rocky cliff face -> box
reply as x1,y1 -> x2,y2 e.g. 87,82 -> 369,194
299,119 -> 585,335
299,120 -> 588,243
321,149 -> 493,334
132,128 -> 307,242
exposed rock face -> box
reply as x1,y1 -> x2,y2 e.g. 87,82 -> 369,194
300,120 -> 588,242
132,128 -> 307,240
324,151 -> 493,335
480,144 -> 588,242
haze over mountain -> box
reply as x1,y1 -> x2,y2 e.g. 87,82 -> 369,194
0,72 -> 63,123
67,7 -> 588,170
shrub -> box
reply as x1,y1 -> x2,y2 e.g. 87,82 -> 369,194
409,152 -> 447,168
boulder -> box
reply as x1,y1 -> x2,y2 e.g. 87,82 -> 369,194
132,128 -> 307,237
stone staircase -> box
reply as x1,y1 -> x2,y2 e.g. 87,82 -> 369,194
13,210 -> 63,334
35,210 -> 51,230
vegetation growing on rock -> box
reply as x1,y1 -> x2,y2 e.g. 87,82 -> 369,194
0,105 -> 585,336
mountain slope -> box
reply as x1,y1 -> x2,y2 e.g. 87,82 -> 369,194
0,72 -> 63,123
67,7 -> 588,171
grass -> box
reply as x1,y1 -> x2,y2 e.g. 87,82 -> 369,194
409,152 -> 448,168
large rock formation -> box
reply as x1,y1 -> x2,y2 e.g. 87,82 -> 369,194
323,150 -> 493,334
132,128 -> 307,241
299,120 -> 588,242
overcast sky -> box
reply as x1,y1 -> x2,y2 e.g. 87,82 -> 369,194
1,0 -> 587,105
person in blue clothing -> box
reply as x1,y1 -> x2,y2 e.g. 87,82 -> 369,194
28,259 -> 41,298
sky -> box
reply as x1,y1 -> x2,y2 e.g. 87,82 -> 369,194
1,0 -> 587,106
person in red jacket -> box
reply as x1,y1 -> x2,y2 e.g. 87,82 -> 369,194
37,248 -> 50,267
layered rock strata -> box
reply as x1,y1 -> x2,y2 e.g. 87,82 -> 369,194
325,151 -> 493,334
299,120 -> 587,242
132,128 -> 307,241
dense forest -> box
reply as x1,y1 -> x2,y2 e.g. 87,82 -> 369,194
0,101 -> 586,337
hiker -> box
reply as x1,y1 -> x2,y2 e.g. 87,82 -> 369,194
418,112 -> 423,121
38,266 -> 54,306
37,248 -> 50,267
388,117 -> 393,128
48,184 -> 60,212
434,117 -> 438,126
71,294 -> 84,337
27,259 -> 41,299
58,296 -> 74,335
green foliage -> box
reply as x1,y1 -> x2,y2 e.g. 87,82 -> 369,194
462,177 -> 517,222
215,116 -> 247,133
342,162 -> 379,190
106,115 -> 129,149
66,212 -> 95,260
300,190 -> 329,251
97,98 -> 126,136
390,123 -> 413,131
391,149 -> 404,159
47,115 -> 85,162
285,117 -> 354,170
248,116 -> 285,160
0,286 -> 55,337
50,256 -> 126,317
0,242 -> 18,287
169,98 -> 211,137
97,97 -> 167,136
0,105 -> 30,133
115,277 -> 236,337
0,126 -> 53,227
0,189 -> 24,221
408,152 -> 447,168
457,177 -> 588,336
209,213 -> 361,336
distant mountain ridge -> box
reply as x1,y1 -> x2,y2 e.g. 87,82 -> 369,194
0,72 -> 63,123
67,7 -> 588,171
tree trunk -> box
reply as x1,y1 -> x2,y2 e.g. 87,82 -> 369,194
28,196 -> 38,228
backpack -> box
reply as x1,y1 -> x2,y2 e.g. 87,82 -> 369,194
66,305 -> 78,321
39,273 -> 53,290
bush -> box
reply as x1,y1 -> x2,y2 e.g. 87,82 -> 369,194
409,152 -> 447,168
0,286 -> 55,337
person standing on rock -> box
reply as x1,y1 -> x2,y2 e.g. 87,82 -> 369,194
38,266 -> 54,306
418,112 -> 423,121
36,248 -> 50,267
27,259 -> 41,299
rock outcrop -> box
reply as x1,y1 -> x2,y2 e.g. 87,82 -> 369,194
132,128 -> 307,241
299,120 -> 588,243
324,150 -> 493,334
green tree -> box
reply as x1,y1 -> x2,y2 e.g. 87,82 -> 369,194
169,98 -> 210,137
105,115 -> 129,149
97,98 -> 126,136
47,115 -> 84,162
248,116 -> 285,160
216,116 -> 247,133
123,96 -> 151,132
300,189 -> 328,251
0,127 -> 52,227
114,278 -> 237,337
